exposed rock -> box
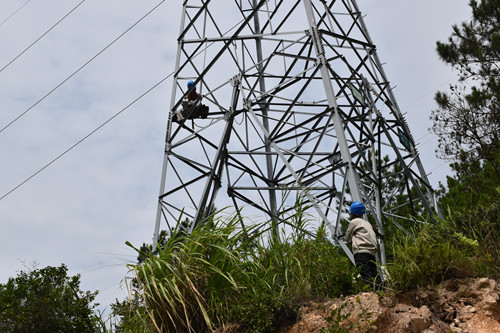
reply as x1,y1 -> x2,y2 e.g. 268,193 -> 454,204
283,278 -> 500,333
278,301 -> 331,333
390,304 -> 432,332
218,278 -> 500,332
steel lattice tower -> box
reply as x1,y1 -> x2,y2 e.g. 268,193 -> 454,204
153,0 -> 441,266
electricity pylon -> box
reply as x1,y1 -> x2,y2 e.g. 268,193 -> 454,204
153,0 -> 441,266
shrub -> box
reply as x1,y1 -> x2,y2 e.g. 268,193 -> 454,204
130,213 -> 250,332
229,231 -> 358,332
110,292 -> 155,333
387,218 -> 493,291
0,264 -> 103,333
128,204 -> 360,332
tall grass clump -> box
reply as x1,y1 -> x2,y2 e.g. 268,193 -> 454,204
231,223 -> 358,332
131,212 -> 254,332
448,199 -> 500,274
129,199 -> 360,332
435,153 -> 500,277
387,214 -> 498,291
228,194 -> 360,332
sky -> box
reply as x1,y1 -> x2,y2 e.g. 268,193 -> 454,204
0,0 -> 472,319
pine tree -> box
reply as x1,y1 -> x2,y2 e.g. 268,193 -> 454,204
431,0 -> 500,175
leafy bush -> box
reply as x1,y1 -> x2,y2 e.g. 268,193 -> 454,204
128,204 -> 360,333
436,151 -> 500,277
319,298 -> 374,333
230,229 -> 358,332
130,213 -> 249,332
230,282 -> 293,333
0,264 -> 103,333
447,200 -> 500,274
388,145 -> 500,291
387,217 -> 496,291
110,292 -> 155,333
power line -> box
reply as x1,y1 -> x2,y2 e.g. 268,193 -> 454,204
0,71 -> 173,201
0,0 -> 86,74
419,136 -> 436,148
0,0 -> 32,27
429,161 -> 450,174
402,76 -> 456,109
0,0 -> 165,135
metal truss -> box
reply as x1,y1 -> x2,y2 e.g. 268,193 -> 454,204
153,0 -> 441,266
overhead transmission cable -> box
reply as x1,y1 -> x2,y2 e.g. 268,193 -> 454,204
0,71 -> 173,201
0,0 -> 165,135
0,0 -> 86,74
0,0 -> 32,27
402,76 -> 456,110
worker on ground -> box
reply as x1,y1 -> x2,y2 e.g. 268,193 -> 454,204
345,201 -> 379,288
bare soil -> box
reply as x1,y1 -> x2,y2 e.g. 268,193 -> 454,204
218,277 -> 500,332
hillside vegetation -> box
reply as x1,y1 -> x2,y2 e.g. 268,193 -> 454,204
115,160 -> 499,332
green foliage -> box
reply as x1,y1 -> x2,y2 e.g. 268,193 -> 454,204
387,217 -> 497,291
319,298 -> 374,333
230,282 -> 293,333
231,230 -> 358,332
0,263 -> 103,333
390,129 -> 500,291
127,201 -> 360,333
110,292 -> 155,333
446,199 -> 500,272
439,148 -> 500,209
130,213 -> 253,332
437,147 -> 500,272
319,302 -> 354,333
432,0 -> 500,173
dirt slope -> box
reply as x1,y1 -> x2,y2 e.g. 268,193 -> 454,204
280,278 -> 500,333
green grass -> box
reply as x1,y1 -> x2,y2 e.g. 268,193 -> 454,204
387,209 -> 500,291
126,206 -> 360,333
120,190 -> 500,331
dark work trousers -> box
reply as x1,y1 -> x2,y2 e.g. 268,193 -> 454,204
354,252 -> 378,288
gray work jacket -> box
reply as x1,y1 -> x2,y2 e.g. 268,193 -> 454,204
345,217 -> 377,255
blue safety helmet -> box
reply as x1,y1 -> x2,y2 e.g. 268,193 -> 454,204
349,201 -> 366,215
187,80 -> 195,89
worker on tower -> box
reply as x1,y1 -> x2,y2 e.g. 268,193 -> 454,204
345,201 -> 379,288
172,80 -> 209,122
186,80 -> 200,102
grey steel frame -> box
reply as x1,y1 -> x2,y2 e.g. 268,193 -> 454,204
153,0 -> 441,267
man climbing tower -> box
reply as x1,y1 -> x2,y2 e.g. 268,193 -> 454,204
172,80 -> 209,122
